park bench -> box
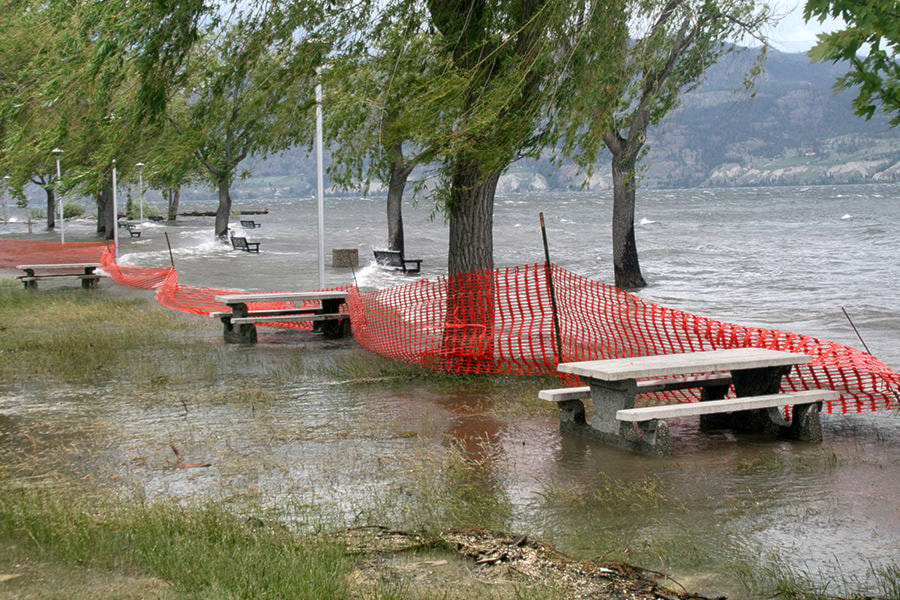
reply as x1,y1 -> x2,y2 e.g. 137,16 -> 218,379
373,249 -> 422,274
230,235 -> 260,253
541,349 -> 840,454
16,263 -> 102,290
213,291 -> 350,343
118,220 -> 141,237
240,219 -> 261,228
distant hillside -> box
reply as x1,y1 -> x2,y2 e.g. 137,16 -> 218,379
223,48 -> 899,201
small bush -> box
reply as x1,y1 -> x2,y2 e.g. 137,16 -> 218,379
63,201 -> 85,219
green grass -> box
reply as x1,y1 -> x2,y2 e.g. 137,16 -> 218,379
0,485 -> 354,599
0,286 -> 214,385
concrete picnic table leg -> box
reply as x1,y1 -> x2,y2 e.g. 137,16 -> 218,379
317,297 -> 351,339
222,302 -> 258,344
588,379 -> 670,454
81,267 -> 100,289
706,365 -> 822,441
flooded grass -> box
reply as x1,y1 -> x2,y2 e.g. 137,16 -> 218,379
1,285 -> 897,599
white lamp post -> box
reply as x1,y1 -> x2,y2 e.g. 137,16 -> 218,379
2,175 -> 9,223
112,160 -> 119,262
52,148 -> 64,243
315,69 -> 325,289
136,162 -> 145,223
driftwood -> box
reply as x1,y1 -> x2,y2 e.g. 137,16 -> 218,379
178,209 -> 269,217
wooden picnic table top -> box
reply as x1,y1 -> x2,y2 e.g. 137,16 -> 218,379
17,263 -> 101,271
556,348 -> 813,382
214,290 -> 348,305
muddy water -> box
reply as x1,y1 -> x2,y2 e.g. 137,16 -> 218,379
2,357 -> 897,598
2,184 -> 898,597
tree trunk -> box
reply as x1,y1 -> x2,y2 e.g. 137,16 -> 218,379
386,161 -> 413,253
98,180 -> 116,240
441,159 -> 500,373
214,178 -> 232,239
166,187 -> 180,221
45,187 -> 56,229
125,185 -> 134,220
447,160 -> 499,276
609,147 -> 647,290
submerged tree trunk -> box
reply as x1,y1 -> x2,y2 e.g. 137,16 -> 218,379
386,159 -> 413,253
214,178 -> 232,240
447,160 -> 499,276
98,180 -> 115,240
605,133 -> 647,290
44,187 -> 56,229
166,187 -> 180,221
441,159 -> 501,373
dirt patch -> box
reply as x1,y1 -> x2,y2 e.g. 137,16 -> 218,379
346,526 -> 723,599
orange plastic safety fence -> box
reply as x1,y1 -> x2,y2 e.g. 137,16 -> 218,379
100,248 -> 172,289
7,241 -> 896,415
347,263 -> 900,415
0,239 -> 111,268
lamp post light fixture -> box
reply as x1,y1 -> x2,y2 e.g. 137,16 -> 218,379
136,162 -> 145,223
51,148 -> 64,243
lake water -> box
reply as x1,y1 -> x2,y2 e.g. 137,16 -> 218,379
2,183 -> 898,598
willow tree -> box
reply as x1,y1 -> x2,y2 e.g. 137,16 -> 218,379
420,0 -> 628,276
169,14 -> 321,240
571,0 -> 771,289
325,4 -> 448,255
805,0 -> 899,126
0,0 -> 194,239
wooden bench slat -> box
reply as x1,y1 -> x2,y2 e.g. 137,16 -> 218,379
615,389 -> 840,422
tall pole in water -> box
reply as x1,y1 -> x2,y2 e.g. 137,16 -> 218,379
315,68 -> 325,289
136,162 -> 145,223
52,148 -> 64,243
112,160 -> 119,262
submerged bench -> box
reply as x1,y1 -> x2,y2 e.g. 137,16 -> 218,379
543,349 -> 838,454
213,291 -> 350,343
230,235 -> 260,253
373,249 -> 422,274
16,263 -> 102,290
240,219 -> 261,228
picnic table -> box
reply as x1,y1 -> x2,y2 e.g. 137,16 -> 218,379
540,348 -> 839,454
212,291 -> 350,344
16,263 -> 102,290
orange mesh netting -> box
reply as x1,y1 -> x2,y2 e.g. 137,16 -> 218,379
0,240 -> 111,268
4,241 -> 897,414
346,264 -> 900,415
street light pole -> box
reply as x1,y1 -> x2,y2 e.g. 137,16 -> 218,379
315,69 -> 325,289
136,162 -> 145,223
52,148 -> 64,243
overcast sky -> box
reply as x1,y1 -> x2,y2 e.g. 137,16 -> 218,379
766,0 -> 844,53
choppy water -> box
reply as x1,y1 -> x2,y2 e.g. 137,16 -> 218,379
2,183 -> 898,598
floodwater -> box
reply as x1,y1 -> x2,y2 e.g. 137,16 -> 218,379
2,184 -> 899,598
